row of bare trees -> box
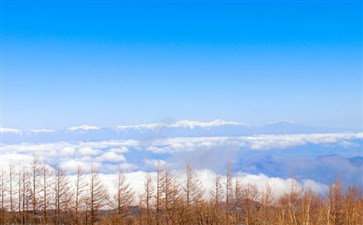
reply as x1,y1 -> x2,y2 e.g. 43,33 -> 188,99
0,159 -> 362,225
0,156 -> 110,225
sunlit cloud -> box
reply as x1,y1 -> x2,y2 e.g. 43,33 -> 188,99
68,125 -> 100,131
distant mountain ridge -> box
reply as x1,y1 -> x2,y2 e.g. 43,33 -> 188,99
0,120 -> 355,144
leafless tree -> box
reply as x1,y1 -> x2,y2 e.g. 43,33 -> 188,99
141,171 -> 154,225
328,179 -> 344,225
54,166 -> 73,225
211,174 -> 223,206
0,161 -> 362,225
20,166 -> 32,225
40,161 -> 53,224
210,174 -> 224,224
183,164 -> 204,225
225,164 -> 233,225
30,154 -> 42,224
74,165 -> 87,225
114,169 -> 134,221
155,164 -> 163,225
184,164 -> 203,207
86,166 -> 109,225
241,183 -> 259,225
256,184 -> 274,225
0,166 -> 7,225
161,167 -> 178,225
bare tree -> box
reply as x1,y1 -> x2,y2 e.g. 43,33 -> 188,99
183,164 -> 204,225
328,179 -> 344,225
114,169 -> 134,220
211,174 -> 223,206
225,164 -> 233,225
20,166 -> 32,225
233,175 -> 242,224
170,173 -> 181,225
54,166 -> 73,225
8,164 -> 15,214
184,164 -> 203,207
87,166 -> 109,225
74,165 -> 86,225
257,184 -> 274,225
141,171 -> 154,225
3,163 -> 19,224
40,161 -> 53,224
17,166 -> 22,224
154,164 -> 179,225
288,179 -> 301,225
161,167 -> 177,225
343,185 -> 363,225
210,174 -> 224,224
1,160 -> 363,225
0,166 -> 7,225
30,154 -> 42,224
155,164 -> 163,225
241,183 -> 259,225
299,188 -> 314,225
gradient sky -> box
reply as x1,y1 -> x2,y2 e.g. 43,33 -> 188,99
1,0 -> 362,130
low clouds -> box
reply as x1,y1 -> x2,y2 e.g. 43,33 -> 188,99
0,132 -> 362,189
79,147 -> 100,156
96,152 -> 126,163
77,170 -> 328,201
140,133 -> 363,153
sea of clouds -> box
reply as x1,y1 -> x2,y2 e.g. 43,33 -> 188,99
1,120 -> 362,198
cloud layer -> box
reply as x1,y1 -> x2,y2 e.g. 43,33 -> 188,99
1,132 -> 362,189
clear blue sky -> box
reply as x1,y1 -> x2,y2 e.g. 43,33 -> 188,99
1,0 -> 362,130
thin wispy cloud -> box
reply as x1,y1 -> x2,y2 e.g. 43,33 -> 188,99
0,127 -> 22,134
68,125 -> 100,131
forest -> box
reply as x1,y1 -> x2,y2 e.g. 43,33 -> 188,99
0,157 -> 362,225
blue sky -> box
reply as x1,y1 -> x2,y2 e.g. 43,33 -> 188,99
1,0 -> 362,130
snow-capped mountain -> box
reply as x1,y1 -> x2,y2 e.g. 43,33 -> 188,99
0,119 -> 351,144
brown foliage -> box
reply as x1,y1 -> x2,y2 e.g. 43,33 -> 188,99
0,162 -> 362,225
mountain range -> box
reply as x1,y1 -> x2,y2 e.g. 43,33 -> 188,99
0,120 -> 354,144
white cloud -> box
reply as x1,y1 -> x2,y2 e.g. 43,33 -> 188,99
59,159 -> 86,173
140,133 -> 363,153
79,140 -> 139,149
68,125 -> 100,131
78,147 -> 100,156
122,170 -> 327,202
117,123 -> 164,130
0,127 -> 22,134
88,170 -> 297,205
29,129 -> 55,133
339,141 -> 359,148
144,159 -> 167,168
103,163 -> 137,173
302,179 -> 328,194
0,132 -> 361,190
60,147 -> 76,156
96,152 -> 126,163
78,156 -> 95,162
2,133 -> 361,161
109,147 -> 129,153
119,163 -> 137,170
0,154 -> 33,167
